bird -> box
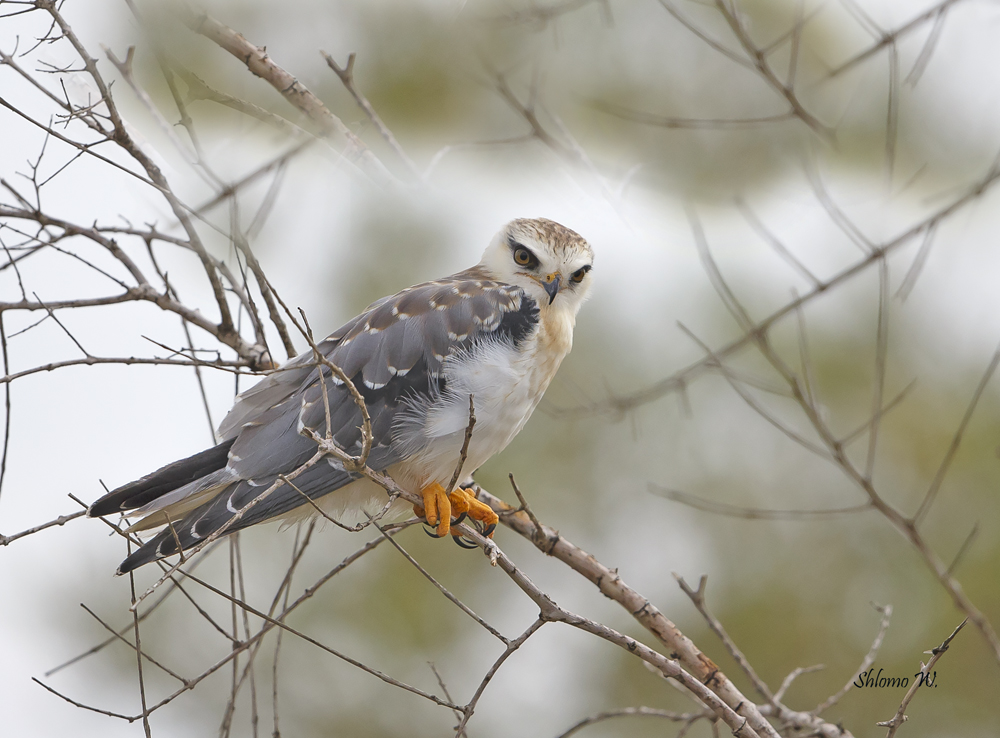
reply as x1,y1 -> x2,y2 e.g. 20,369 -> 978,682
88,218 -> 595,574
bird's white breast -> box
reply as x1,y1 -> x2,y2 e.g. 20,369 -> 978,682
393,306 -> 574,492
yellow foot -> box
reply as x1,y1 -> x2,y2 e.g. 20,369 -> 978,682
412,484 -> 499,540
449,487 -> 499,539
414,482 -> 451,538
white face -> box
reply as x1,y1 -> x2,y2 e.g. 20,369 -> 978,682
480,221 -> 595,314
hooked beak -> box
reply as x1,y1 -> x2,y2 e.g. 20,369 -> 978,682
542,273 -> 561,304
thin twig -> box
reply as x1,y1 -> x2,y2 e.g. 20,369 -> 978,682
175,2 -> 395,187
555,706 -> 710,738
0,313 -> 10,500
0,509 -> 85,546
675,575 -> 775,705
446,394 -> 476,494
471,487 -> 796,738
322,52 -> 422,180
127,542 -> 153,738
79,604 -> 188,685
828,0 -> 966,79
865,256 -> 890,480
913,341 -> 1000,524
428,663 -> 466,736
553,158 -> 1000,417
651,486 -> 872,520
813,603 -> 892,715
371,517 -> 508,643
773,664 -> 825,703
506,473 -> 544,537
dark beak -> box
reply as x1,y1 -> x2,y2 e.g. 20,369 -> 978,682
543,274 -> 561,304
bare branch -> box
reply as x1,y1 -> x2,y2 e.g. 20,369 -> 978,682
1,355 -> 249,387
0,509 -> 85,546
813,603 -> 892,715
651,485 -> 872,520
175,2 -> 396,187
452,523 -> 768,738
80,604 -> 188,685
828,0 -> 967,79
773,664 -> 825,703
473,487 -> 804,738
675,575 -> 776,705
914,341 -> 1000,524
372,517 -> 509,643
446,394 -> 476,494
554,158 -> 1000,418
555,706 -> 710,738
712,0 -> 832,138
593,100 -> 796,130
878,619 -> 967,737
322,52 -> 422,180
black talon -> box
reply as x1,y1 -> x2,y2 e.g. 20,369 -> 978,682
482,522 -> 497,537
451,512 -> 468,526
423,524 -> 446,538
452,534 -> 478,549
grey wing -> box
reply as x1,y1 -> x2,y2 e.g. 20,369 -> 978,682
112,272 -> 537,572
217,272 -> 536,495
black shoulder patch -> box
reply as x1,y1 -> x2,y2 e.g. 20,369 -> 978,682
493,292 -> 539,348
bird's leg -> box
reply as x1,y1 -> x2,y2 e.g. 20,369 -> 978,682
414,484 -> 498,540
415,482 -> 452,537
449,487 -> 498,538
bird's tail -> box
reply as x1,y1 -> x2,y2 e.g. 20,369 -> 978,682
88,439 -> 235,518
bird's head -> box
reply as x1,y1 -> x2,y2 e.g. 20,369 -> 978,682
479,218 -> 595,313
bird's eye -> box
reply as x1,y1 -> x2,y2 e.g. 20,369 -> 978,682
513,246 -> 537,268
570,265 -> 591,283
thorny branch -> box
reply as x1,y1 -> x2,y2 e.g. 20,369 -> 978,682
877,618 -> 967,737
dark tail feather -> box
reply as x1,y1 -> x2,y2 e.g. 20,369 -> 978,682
115,485 -> 242,574
114,461 -> 355,573
89,439 -> 235,518
116,516 -> 199,574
